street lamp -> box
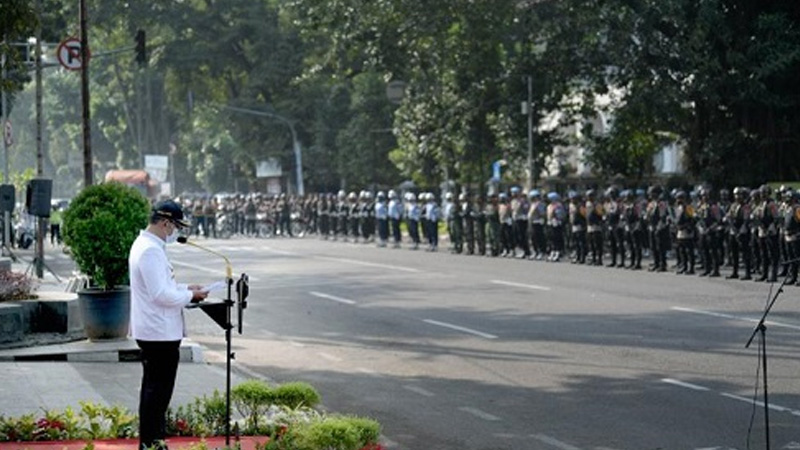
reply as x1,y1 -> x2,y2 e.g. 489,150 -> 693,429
222,105 -> 304,196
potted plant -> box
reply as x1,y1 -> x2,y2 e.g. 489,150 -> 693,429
62,182 -> 150,340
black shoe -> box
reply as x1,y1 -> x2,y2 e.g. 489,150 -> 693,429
710,271 -> 720,278
698,271 -> 708,277
741,275 -> 752,280
726,273 -> 739,280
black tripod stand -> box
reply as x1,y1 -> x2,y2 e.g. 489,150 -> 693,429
187,273 -> 249,447
744,268 -> 794,450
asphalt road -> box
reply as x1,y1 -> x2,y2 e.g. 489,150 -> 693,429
25,236 -> 800,449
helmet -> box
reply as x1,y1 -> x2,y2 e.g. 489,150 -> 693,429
568,190 -> 578,200
675,190 -> 687,201
585,189 -> 595,199
337,190 -> 346,199
388,189 -> 397,199
620,189 -> 632,199
510,186 -> 520,195
528,189 -> 540,199
458,192 -> 467,201
445,192 -> 454,200
547,191 -> 560,202
647,185 -> 662,198
498,192 -> 508,201
719,188 -> 730,200
605,187 -> 619,199
377,191 -> 386,199
760,184 -> 772,198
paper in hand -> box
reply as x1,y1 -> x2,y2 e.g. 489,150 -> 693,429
201,280 -> 227,293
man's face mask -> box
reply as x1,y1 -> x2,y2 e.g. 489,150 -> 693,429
165,222 -> 180,244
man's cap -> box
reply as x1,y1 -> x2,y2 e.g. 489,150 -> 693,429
153,200 -> 190,228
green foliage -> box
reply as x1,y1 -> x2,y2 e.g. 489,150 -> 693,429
62,182 -> 150,290
167,389 -> 228,437
272,382 -> 321,410
0,403 -> 135,442
286,415 -> 381,450
232,380 -> 274,433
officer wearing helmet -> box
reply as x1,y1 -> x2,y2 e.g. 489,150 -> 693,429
375,191 -> 389,247
528,189 -> 547,260
645,185 -> 669,272
406,193 -> 421,249
753,184 -> 779,282
604,187 -> 624,267
696,186 -> 721,277
674,190 -> 696,274
474,193 -> 487,256
486,191 -> 501,257
546,191 -> 566,261
461,192 -> 475,255
510,186 -> 531,259
621,189 -> 643,269
568,190 -> 587,264
586,189 -> 605,266
725,187 -> 752,279
783,189 -> 800,285
498,192 -> 515,257
388,190 -> 402,247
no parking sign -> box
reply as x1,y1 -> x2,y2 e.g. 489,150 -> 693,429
57,37 -> 90,70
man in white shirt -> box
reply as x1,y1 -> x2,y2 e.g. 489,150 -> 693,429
129,199 -> 208,450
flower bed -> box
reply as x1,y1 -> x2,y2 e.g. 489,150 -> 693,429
0,380 -> 384,450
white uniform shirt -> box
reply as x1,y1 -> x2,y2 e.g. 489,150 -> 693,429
129,230 -> 193,341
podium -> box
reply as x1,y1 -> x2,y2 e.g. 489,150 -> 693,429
187,273 -> 249,446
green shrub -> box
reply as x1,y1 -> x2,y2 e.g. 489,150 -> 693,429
272,382 -> 321,410
62,182 -> 150,290
288,415 -> 381,450
167,389 -> 228,437
232,380 -> 273,433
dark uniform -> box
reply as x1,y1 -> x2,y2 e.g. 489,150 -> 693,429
604,188 -> 624,267
461,193 -> 475,255
486,194 -> 501,257
783,190 -> 800,285
725,187 -> 753,280
754,186 -> 780,282
586,190 -> 604,266
674,191 -> 696,274
696,190 -> 722,277
622,190 -> 643,270
474,195 -> 487,256
568,192 -> 587,264
547,192 -> 566,262
645,186 -> 669,272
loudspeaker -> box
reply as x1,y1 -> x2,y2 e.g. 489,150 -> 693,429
26,178 -> 52,217
0,184 -> 14,213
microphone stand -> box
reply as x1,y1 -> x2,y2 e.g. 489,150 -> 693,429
744,262 -> 796,450
180,238 -> 248,447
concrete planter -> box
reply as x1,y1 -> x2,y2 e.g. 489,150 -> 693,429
77,287 -> 130,341
0,293 -> 83,344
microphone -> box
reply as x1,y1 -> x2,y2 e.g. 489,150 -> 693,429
177,236 -> 233,279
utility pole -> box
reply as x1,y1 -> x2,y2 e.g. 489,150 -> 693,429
34,0 -> 45,278
80,0 -> 93,187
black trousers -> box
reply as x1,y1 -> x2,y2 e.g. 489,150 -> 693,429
137,340 -> 181,450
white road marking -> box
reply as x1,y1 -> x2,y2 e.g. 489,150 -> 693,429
671,306 -> 800,331
459,406 -> 501,421
402,385 -> 435,397
316,255 -> 420,273
309,291 -> 357,305
356,367 -> 379,376
288,341 -> 306,348
530,434 -> 582,450
490,279 -> 551,291
423,319 -> 498,339
661,378 -> 710,391
317,352 -> 343,362
663,378 -> 800,417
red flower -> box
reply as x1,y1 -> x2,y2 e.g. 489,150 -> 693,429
176,419 -> 189,433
